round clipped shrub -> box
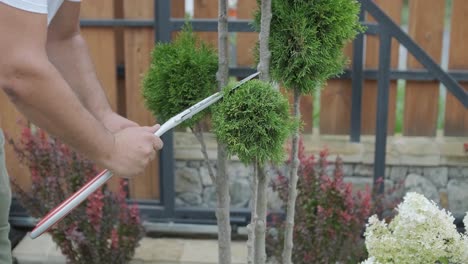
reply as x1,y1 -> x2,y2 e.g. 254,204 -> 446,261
213,80 -> 295,164
255,0 -> 363,93
142,24 -> 218,127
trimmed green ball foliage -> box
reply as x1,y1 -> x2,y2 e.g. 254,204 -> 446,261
255,0 -> 363,93
213,80 -> 295,164
142,24 -> 218,127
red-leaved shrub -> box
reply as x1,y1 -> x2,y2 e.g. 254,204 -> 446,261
9,125 -> 144,264
266,140 -> 372,264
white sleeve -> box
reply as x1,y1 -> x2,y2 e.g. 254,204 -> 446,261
0,0 -> 47,14
66,0 -> 81,2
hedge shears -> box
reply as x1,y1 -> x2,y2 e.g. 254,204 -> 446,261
30,71 -> 259,239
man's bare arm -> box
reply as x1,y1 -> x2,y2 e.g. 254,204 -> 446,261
0,3 -> 161,177
46,1 -> 134,132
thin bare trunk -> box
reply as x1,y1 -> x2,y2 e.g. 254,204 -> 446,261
254,162 -> 268,264
216,153 -> 231,264
282,88 -> 301,264
257,0 -> 272,83
252,1 -> 273,263
247,160 -> 258,264
191,124 -> 216,183
217,0 -> 231,263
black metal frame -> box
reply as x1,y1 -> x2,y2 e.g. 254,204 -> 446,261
9,0 -> 468,228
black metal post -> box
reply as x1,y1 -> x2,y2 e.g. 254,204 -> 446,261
155,0 -> 175,218
373,31 -> 391,196
350,7 -> 366,142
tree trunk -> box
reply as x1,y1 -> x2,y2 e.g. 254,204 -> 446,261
257,0 -> 272,83
282,88 -> 301,264
254,162 -> 268,264
216,153 -> 231,264
252,1 -> 273,263
247,159 -> 258,264
216,1 -> 231,263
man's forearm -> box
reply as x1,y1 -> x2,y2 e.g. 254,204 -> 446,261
1,56 -> 115,168
46,33 -> 114,121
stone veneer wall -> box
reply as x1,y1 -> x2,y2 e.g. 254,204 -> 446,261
173,132 -> 468,216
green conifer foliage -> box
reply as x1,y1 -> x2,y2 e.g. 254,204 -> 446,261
255,0 -> 363,93
142,24 -> 218,127
213,80 -> 295,164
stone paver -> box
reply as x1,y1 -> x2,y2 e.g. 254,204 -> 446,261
13,233 -> 248,264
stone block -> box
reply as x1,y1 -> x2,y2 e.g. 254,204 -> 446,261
462,167 -> 468,178
202,178 -> 252,208
405,173 -> 440,204
342,164 -> 354,177
448,167 -> 462,179
354,164 -> 373,177
202,186 -> 217,208
178,192 -> 203,206
408,166 -> 424,175
187,160 -> 202,168
175,167 -> 202,194
448,179 -> 468,214
175,161 -> 186,168
229,162 -> 251,179
230,178 -> 251,208
389,166 -> 408,183
200,165 -> 216,186
423,167 -> 448,188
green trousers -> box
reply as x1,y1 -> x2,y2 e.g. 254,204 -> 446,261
0,130 -> 12,264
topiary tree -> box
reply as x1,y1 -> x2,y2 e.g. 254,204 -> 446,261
213,79 -> 295,264
142,22 -> 218,181
255,0 -> 363,263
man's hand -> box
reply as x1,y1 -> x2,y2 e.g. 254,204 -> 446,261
102,124 -> 164,178
101,112 -> 139,133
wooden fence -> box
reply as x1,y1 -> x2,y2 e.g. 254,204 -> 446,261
1,0 -> 467,201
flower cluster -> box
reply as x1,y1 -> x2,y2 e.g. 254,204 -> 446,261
9,125 -> 144,264
362,192 -> 468,264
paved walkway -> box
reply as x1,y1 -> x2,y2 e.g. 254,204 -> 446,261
13,233 -> 248,264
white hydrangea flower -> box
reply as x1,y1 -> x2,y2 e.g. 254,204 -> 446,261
363,192 -> 467,264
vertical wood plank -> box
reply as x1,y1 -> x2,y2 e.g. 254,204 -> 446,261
123,0 -> 159,200
80,0 -> 120,191
194,0 -> 218,49
445,0 -> 468,137
319,44 -> 353,135
361,0 -> 402,135
172,0 -> 186,18
403,0 -> 445,136
0,95 -> 31,191
80,0 -> 118,111
171,0 -> 186,40
236,0 -> 258,67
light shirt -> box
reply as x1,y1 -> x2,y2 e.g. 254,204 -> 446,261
0,0 -> 81,24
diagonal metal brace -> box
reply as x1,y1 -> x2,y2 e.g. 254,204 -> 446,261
360,0 -> 468,108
